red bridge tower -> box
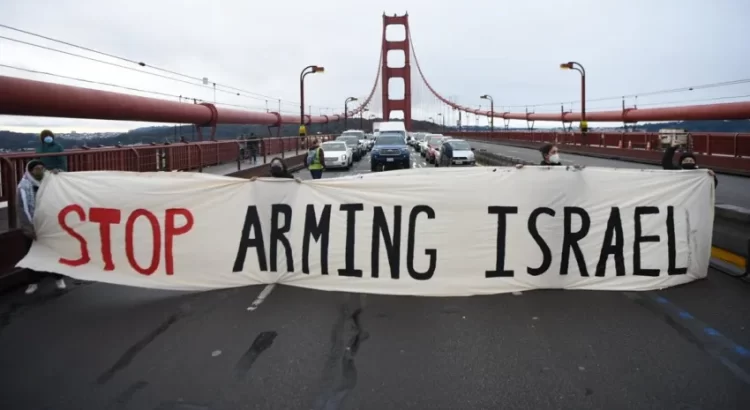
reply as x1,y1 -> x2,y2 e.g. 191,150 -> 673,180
380,13 -> 412,130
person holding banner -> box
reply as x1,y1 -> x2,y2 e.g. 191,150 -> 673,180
305,139 -> 325,179
662,140 -> 718,186
269,157 -> 294,179
17,160 -> 67,294
538,143 -> 563,166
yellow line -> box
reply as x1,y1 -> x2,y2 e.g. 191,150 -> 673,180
711,246 -> 746,269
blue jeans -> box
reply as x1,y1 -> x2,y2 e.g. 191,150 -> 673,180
310,169 -> 323,179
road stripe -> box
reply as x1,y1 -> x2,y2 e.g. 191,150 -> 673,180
247,284 -> 276,311
711,247 -> 746,269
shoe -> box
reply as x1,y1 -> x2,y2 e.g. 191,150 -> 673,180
55,278 -> 67,290
25,283 -> 38,295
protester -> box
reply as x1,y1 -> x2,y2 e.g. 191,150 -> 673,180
538,143 -> 563,166
37,130 -> 68,172
17,160 -> 66,294
269,157 -> 294,179
305,138 -> 325,179
662,140 -> 717,185
515,143 -> 574,169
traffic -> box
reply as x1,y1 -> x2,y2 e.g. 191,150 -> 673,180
323,121 -> 478,175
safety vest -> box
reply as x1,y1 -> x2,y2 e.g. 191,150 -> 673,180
307,147 -> 323,170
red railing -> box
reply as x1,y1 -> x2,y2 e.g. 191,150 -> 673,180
451,131 -> 750,157
450,131 -> 750,173
1,135 -> 333,230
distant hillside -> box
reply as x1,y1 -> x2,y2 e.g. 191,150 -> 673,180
1,119 -> 748,151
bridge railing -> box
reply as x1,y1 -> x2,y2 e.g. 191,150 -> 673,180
449,131 -> 750,158
1,135 -> 334,230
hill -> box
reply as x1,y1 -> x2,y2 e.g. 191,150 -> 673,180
1,119 -> 748,151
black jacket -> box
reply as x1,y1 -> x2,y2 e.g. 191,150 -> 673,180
662,146 -> 718,186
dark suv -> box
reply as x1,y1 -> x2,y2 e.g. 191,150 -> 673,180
370,132 -> 410,171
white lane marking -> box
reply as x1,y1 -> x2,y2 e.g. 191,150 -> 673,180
512,291 -> 523,296
247,283 -> 276,311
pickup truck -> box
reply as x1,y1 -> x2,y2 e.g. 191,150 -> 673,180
370,131 -> 410,171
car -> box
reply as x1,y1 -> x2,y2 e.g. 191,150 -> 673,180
425,135 -> 448,164
370,131 -> 410,172
412,133 -> 427,151
321,141 -> 353,169
420,133 -> 443,157
438,139 -> 476,167
337,132 -> 366,161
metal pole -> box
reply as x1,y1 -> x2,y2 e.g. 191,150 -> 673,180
490,99 -> 494,136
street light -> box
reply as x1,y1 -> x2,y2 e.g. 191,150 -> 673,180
300,65 -> 325,135
480,94 -> 494,136
437,113 -> 444,133
344,97 -> 358,129
559,61 -> 587,135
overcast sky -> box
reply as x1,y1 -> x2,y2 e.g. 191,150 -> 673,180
1,0 -> 749,132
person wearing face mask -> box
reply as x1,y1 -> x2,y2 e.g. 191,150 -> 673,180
662,140 -> 718,186
539,143 -> 563,166
36,130 -> 68,172
17,160 -> 67,294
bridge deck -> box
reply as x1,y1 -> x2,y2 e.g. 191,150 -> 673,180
1,152 -> 749,410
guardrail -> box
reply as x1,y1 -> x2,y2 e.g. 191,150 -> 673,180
451,131 -> 750,175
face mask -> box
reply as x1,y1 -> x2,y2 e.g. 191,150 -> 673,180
549,153 -> 560,164
43,136 -> 54,144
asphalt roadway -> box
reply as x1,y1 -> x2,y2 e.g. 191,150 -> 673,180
2,149 -> 750,410
466,140 -> 750,209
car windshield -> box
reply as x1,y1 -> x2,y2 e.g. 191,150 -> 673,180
337,136 -> 360,145
341,131 -> 364,138
415,135 -> 426,141
449,141 -> 471,150
323,142 -> 347,151
375,135 -> 406,146
430,138 -> 446,147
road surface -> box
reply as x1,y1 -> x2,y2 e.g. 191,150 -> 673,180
467,140 -> 750,209
2,149 -> 749,410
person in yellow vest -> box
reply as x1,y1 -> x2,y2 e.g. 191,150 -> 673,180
305,138 -> 325,179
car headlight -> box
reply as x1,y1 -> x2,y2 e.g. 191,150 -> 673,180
340,155 -> 346,160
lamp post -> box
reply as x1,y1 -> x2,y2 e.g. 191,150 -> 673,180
437,113 -> 444,133
559,61 -> 587,137
300,65 -> 325,135
480,94 -> 494,136
344,97 -> 358,129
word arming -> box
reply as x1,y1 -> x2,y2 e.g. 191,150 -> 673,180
232,203 -> 689,280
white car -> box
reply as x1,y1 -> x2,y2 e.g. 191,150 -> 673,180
321,141 -> 352,169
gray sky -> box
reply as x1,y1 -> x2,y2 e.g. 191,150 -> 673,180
1,0 -> 749,132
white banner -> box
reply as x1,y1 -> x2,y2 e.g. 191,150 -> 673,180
18,167 -> 715,296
